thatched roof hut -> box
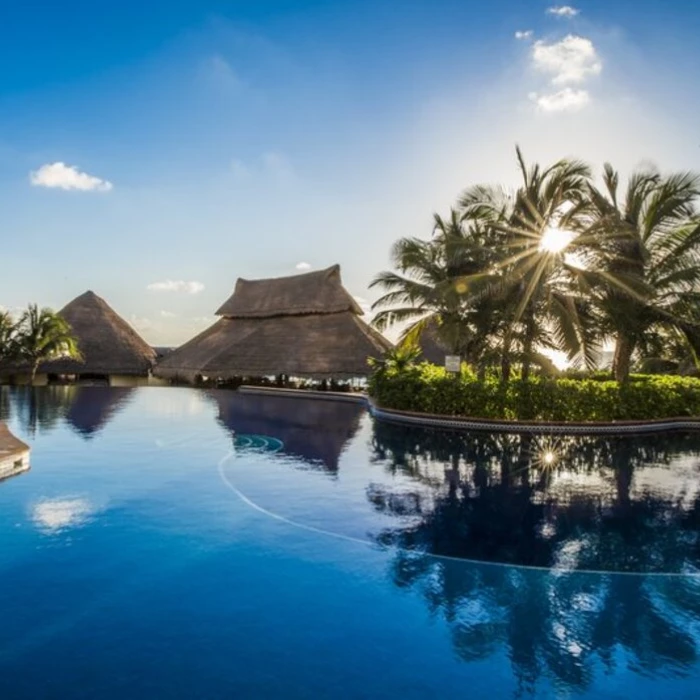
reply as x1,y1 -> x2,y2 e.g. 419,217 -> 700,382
155,265 -> 391,381
42,291 -> 156,377
211,390 -> 364,471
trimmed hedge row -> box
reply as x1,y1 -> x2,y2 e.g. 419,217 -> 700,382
368,363 -> 700,422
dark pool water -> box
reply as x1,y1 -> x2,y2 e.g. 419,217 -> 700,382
1,386 -> 700,698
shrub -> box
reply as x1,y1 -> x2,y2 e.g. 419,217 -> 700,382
368,363 -> 700,422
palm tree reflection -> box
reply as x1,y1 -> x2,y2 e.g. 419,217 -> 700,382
0,386 -> 134,438
371,422 -> 700,692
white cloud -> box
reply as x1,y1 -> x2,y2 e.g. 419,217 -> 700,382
160,310 -> 177,318
29,162 -> 113,192
295,262 -> 311,271
147,280 -> 205,294
31,497 -> 95,533
130,315 -> 154,331
547,5 -> 580,17
515,31 -> 534,41
532,35 -> 602,85
353,295 -> 373,314
530,88 -> 591,112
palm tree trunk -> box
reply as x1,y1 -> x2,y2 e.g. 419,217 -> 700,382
30,359 -> 39,386
521,314 -> 536,382
613,335 -> 635,383
501,335 -> 513,383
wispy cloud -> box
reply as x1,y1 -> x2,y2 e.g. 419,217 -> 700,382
515,30 -> 534,41
532,35 -> 602,85
159,310 -> 177,318
204,54 -> 244,93
130,315 -> 154,331
147,280 -> 205,294
530,88 -> 591,112
353,295 -> 373,314
30,162 -> 113,192
295,262 -> 311,271
547,5 -> 580,18
262,151 -> 294,181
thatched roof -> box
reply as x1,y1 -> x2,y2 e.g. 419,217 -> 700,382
42,291 -> 156,376
156,265 -> 392,380
216,265 -> 363,318
211,390 -> 364,471
0,421 -> 29,460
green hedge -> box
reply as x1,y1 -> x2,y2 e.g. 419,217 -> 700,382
368,363 -> 700,422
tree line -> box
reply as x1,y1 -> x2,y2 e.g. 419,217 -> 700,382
370,147 -> 700,383
0,305 -> 80,382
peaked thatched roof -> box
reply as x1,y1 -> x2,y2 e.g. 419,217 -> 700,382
211,390 -> 364,471
0,421 -> 29,460
42,291 -> 156,376
216,265 -> 363,318
156,265 -> 392,380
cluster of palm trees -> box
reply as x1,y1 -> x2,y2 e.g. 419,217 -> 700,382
370,147 -> 700,382
0,305 -> 80,382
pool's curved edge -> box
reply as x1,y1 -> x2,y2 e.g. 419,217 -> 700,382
236,386 -> 700,435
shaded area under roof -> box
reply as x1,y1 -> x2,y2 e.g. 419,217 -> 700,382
210,390 -> 365,471
42,291 -> 156,376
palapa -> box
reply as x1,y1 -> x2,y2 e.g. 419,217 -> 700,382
156,265 -> 392,381
42,291 -> 156,377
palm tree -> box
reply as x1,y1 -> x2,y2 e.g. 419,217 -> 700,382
459,146 -> 600,380
369,210 -> 505,373
16,305 -> 81,384
0,310 -> 19,362
586,165 -> 700,382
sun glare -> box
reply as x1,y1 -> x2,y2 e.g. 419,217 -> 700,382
539,226 -> 574,254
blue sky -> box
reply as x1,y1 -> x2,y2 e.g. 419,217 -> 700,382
1,0 -> 699,344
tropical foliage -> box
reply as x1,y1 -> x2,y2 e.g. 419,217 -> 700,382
371,146 -> 700,384
0,304 -> 81,383
369,362 -> 700,422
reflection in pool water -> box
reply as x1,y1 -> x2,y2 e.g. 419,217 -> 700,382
369,422 -> 700,573
0,386 -> 699,698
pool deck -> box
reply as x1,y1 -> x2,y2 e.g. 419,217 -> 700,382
237,386 -> 700,435
0,422 -> 30,482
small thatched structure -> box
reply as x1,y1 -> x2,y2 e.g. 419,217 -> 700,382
211,390 -> 364,471
155,265 -> 392,381
0,291 -> 159,386
46,291 -> 156,378
0,421 -> 30,480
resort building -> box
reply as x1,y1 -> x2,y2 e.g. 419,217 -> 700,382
0,291 -> 162,386
0,422 -> 29,481
155,264 -> 392,383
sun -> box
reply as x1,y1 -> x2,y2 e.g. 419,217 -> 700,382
539,225 -> 574,254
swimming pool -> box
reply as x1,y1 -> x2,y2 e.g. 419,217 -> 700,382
1,386 -> 699,698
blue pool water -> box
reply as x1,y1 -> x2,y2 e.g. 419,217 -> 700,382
1,386 -> 699,698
